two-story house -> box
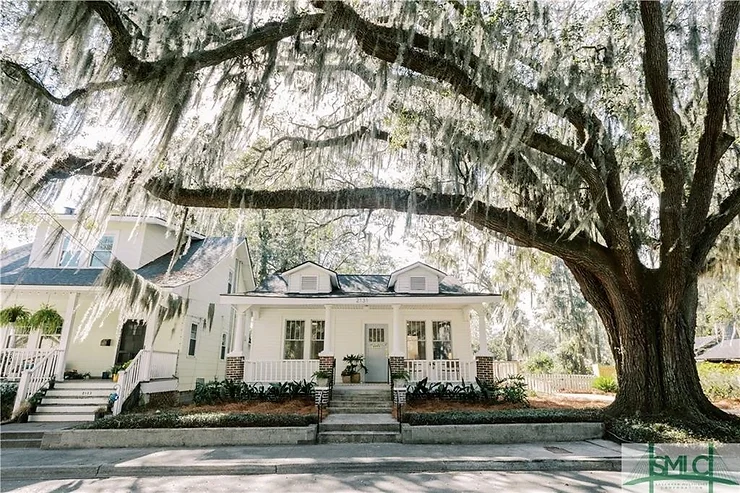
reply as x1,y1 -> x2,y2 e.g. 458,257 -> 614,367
0,213 -> 254,421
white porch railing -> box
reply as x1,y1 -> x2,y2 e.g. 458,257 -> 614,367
112,350 -> 145,415
150,351 -> 178,379
12,350 -> 60,415
405,360 -> 477,382
1,349 -> 54,381
524,374 -> 595,394
244,360 -> 319,382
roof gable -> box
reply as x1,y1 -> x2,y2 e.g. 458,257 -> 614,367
281,261 -> 338,289
388,262 -> 447,289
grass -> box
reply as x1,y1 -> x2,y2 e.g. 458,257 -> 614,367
605,416 -> 740,443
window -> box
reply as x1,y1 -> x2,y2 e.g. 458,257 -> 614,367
300,275 -> 318,291
410,276 -> 426,291
406,321 -> 426,360
220,333 -> 227,360
284,320 -> 305,359
310,320 -> 325,359
58,236 -> 81,267
89,235 -> 114,267
368,327 -> 384,342
227,270 -> 233,294
188,323 -> 198,356
432,321 -> 453,360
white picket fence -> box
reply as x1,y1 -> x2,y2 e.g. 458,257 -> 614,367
524,373 -> 595,394
12,350 -> 60,415
244,360 -> 319,382
490,361 -> 521,378
1,349 -> 54,380
405,360 -> 477,382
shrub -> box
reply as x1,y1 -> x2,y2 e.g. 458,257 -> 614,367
193,379 -> 315,405
77,411 -> 317,429
0,382 -> 18,421
593,376 -> 618,393
525,352 -> 555,374
406,376 -> 528,405
403,408 -> 603,426
697,362 -> 740,400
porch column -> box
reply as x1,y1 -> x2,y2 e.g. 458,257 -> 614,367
226,305 -> 249,381
319,304 -> 334,356
56,292 -> 79,379
140,306 -> 160,382
389,304 -> 405,377
475,304 -> 491,356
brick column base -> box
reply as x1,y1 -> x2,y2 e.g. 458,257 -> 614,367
225,355 -> 245,381
389,356 -> 405,375
319,355 -> 335,372
475,355 -> 494,384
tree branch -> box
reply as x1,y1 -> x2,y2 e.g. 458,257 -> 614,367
686,1 -> 740,243
692,185 -> 740,269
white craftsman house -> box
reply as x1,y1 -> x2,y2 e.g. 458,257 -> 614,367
0,214 -> 253,420
220,261 -> 502,385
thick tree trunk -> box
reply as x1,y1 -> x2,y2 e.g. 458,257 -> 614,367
570,264 -> 735,421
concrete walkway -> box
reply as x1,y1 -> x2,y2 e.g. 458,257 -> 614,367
0,440 -> 626,480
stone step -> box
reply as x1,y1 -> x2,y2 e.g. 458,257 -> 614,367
0,438 -> 43,448
54,380 -> 116,390
328,406 -> 392,414
0,431 -> 44,440
36,404 -> 104,414
318,431 -> 401,444
41,397 -> 109,405
29,413 -> 95,422
45,389 -> 113,398
320,422 -> 400,432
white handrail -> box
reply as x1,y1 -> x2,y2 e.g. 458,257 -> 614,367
244,360 -> 319,382
1,349 -> 53,380
12,350 -> 59,415
112,350 -> 145,415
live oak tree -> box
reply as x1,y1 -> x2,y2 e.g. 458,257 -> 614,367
1,1 -> 739,423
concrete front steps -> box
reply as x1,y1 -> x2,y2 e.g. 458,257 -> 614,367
30,380 -> 116,422
319,413 -> 401,443
0,430 -> 44,448
328,385 -> 393,414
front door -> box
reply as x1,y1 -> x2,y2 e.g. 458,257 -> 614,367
116,320 -> 146,364
365,324 -> 388,382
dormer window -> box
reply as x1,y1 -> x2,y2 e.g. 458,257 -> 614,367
89,235 -> 114,267
301,275 -> 318,292
410,276 -> 427,291
59,236 -> 81,267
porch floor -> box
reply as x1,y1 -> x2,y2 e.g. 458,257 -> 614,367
333,383 -> 390,390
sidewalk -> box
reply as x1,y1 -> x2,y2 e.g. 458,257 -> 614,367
0,440 -> 623,480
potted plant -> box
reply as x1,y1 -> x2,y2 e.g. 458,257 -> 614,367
312,369 -> 331,387
0,305 -> 30,328
341,354 -> 368,384
27,304 -> 64,334
391,369 -> 410,388
110,360 -> 132,382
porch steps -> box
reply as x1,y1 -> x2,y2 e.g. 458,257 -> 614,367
318,414 -> 401,444
0,431 -> 44,449
329,386 -> 393,414
29,380 -> 116,423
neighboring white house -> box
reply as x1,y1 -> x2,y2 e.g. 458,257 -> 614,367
220,261 -> 502,385
0,214 -> 254,418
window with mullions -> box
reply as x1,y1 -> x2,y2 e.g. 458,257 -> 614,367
310,320 -> 325,359
188,323 -> 198,356
59,236 -> 81,267
406,321 -> 426,360
89,235 -> 114,267
284,320 -> 305,359
432,321 -> 453,360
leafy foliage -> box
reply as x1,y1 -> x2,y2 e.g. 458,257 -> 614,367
406,376 -> 528,405
0,382 -> 18,421
77,411 -> 317,429
193,379 -> 315,405
593,376 -> 619,393
404,408 -> 603,426
606,417 -> 740,444
697,363 -> 740,400
525,352 -> 555,374
0,305 -> 30,326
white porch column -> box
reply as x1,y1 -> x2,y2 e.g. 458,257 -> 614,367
27,330 -> 42,350
391,304 -> 404,357
139,306 -> 160,381
475,304 -> 491,356
228,306 -> 250,357
319,304 -> 334,356
56,292 -> 79,379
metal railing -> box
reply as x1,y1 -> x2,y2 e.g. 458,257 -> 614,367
1,349 -> 54,380
112,350 -> 145,415
244,360 -> 319,382
150,351 -> 178,379
12,350 -> 59,415
405,359 -> 477,382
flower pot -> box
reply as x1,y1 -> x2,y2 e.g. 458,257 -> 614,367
102,371 -> 110,379
342,375 -> 351,383
393,379 -> 407,388
112,373 -> 119,383
351,373 -> 361,383
316,377 -> 329,387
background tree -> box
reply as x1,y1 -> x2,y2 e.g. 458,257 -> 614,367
1,1 -> 739,423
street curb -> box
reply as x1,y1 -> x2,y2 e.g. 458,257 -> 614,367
0,457 -> 622,480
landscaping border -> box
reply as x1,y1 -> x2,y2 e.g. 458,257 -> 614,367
41,425 -> 317,449
401,422 -> 604,444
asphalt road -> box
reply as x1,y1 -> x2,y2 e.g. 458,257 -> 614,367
1,471 -> 624,493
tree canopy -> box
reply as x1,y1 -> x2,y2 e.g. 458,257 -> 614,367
1,1 -> 739,421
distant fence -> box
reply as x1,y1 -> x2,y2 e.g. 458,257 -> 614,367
523,373 -> 594,393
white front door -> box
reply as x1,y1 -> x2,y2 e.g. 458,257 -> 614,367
365,324 -> 388,383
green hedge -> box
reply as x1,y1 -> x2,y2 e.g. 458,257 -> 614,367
403,408 -> 604,426
606,417 -> 740,443
77,411 -> 317,429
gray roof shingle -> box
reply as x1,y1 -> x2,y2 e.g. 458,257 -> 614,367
696,339 -> 740,361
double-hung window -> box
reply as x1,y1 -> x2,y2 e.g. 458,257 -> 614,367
89,235 -> 114,267
188,323 -> 198,356
284,320 -> 305,359
310,321 -> 325,359
432,321 -> 453,360
59,236 -> 81,267
406,321 -> 427,360
220,333 -> 227,360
